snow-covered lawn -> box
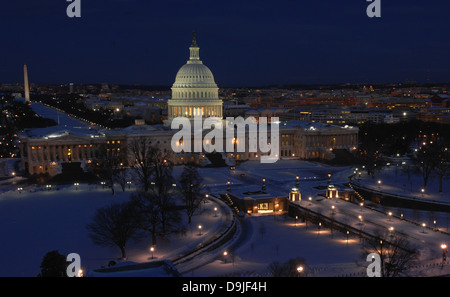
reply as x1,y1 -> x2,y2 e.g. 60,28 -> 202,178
1,159 -> 448,277
190,214 -> 365,277
0,183 -> 224,277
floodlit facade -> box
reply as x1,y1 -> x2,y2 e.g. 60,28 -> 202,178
18,33 -> 359,176
166,32 -> 223,123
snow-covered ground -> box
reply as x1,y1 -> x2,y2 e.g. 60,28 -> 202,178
1,159 -> 449,277
353,163 -> 450,203
0,183 -> 225,277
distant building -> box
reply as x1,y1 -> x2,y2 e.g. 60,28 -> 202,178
18,33 -> 359,176
224,185 -> 289,215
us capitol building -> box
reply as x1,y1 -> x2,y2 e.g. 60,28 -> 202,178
18,33 -> 358,176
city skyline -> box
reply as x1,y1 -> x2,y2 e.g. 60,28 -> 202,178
1,1 -> 450,87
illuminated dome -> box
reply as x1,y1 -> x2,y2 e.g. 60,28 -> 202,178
173,64 -> 217,89
167,32 -> 222,123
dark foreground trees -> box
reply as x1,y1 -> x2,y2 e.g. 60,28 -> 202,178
178,163 -> 207,224
362,230 -> 419,277
37,250 -> 68,277
86,202 -> 143,259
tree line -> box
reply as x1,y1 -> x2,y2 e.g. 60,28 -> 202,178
357,120 -> 450,192
86,137 -> 208,260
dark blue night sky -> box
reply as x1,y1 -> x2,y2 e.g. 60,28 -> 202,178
1,0 -> 449,87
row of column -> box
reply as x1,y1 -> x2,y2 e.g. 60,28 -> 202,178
170,105 -> 222,118
28,144 -> 96,162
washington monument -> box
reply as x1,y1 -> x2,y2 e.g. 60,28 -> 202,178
24,64 -> 30,104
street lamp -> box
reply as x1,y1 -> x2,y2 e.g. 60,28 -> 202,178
296,176 -> 299,187
441,244 -> 447,264
297,266 -> 304,276
346,230 -> 350,245
198,225 -> 202,236
318,222 -> 322,235
327,172 -> 332,184
127,181 -> 131,189
227,180 -> 231,192
422,223 -> 426,233
358,215 -> 363,223
150,246 -> 155,259
295,215 -> 298,227
74,182 -> 79,190
223,251 -> 228,263
262,178 -> 266,191
389,226 -> 394,238
214,207 -> 218,217
388,211 -> 392,221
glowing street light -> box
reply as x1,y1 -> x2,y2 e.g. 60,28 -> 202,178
358,215 -> 363,225
150,246 -> 155,259
422,223 -> 427,233
441,244 -> 448,263
297,266 -> 304,276
214,207 -> 218,217
74,182 -> 79,190
388,211 -> 393,221
223,251 -> 228,263
198,225 -> 202,235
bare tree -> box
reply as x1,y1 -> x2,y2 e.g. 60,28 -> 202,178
129,191 -> 164,246
86,202 -> 143,260
413,145 -> 435,189
130,186 -> 185,246
362,230 -> 419,277
93,144 -> 127,195
115,161 -> 130,192
430,139 -> 450,193
128,137 -> 155,192
178,163 -> 206,224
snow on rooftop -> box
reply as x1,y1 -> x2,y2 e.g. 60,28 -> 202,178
21,126 -> 104,139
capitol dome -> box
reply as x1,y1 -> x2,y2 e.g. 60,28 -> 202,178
167,32 -> 223,123
173,64 -> 217,88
